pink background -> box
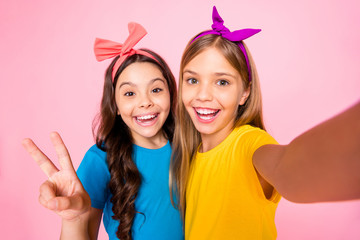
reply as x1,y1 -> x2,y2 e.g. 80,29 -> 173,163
1,0 -> 359,239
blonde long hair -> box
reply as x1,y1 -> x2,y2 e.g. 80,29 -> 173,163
170,34 -> 265,219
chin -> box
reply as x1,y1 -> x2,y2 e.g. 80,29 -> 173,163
193,125 -> 216,136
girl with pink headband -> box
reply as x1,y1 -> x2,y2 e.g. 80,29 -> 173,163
170,6 -> 360,239
23,22 -> 183,240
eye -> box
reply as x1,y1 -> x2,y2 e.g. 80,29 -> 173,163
186,78 -> 198,85
216,79 -> 229,86
124,92 -> 135,96
152,88 -> 163,93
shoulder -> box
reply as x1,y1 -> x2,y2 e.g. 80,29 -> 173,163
84,144 -> 107,160
230,125 -> 278,158
233,125 -> 277,144
77,145 -> 111,209
77,144 -> 108,173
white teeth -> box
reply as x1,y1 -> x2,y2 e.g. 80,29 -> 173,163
196,109 -> 217,115
137,114 -> 156,120
198,115 -> 213,120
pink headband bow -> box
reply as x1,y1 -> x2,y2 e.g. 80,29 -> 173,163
94,22 -> 158,82
191,6 -> 261,82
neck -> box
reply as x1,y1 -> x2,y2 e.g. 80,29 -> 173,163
199,126 -> 234,153
133,132 -> 168,149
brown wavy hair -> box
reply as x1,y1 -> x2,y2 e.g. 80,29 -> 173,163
93,49 -> 177,239
170,34 -> 265,220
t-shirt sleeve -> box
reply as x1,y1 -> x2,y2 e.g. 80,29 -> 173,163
77,145 -> 110,209
243,127 -> 281,202
244,128 -> 278,159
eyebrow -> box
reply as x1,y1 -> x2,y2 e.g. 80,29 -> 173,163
119,78 -> 166,89
214,72 -> 237,78
119,81 -> 135,89
183,69 -> 198,76
151,78 -> 166,85
183,69 -> 236,79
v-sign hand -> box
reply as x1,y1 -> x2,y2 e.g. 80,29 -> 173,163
22,132 -> 91,221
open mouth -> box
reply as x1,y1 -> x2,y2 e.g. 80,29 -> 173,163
134,113 -> 159,126
194,108 -> 220,122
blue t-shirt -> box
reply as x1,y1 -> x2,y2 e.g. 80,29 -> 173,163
77,141 -> 183,240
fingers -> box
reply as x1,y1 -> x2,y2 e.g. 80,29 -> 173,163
39,180 -> 90,213
55,193 -> 91,213
57,194 -> 91,212
50,132 -> 75,172
39,180 -> 57,209
22,138 -> 59,178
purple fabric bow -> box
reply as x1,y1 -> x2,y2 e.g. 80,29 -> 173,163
191,6 -> 261,82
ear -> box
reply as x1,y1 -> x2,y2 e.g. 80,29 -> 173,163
239,87 -> 250,106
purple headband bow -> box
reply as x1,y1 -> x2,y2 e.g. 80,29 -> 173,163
191,6 -> 261,82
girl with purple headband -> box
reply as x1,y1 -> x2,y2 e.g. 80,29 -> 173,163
170,6 -> 360,239
23,23 -> 183,240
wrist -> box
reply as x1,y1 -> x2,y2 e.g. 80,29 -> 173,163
60,211 -> 91,240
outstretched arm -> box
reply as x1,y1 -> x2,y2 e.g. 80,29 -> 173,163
253,101 -> 360,203
22,132 -> 100,239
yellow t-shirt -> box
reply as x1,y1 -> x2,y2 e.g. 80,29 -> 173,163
185,125 -> 281,240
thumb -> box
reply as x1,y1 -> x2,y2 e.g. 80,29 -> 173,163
49,193 -> 91,212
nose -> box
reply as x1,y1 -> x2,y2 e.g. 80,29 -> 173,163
139,93 -> 153,108
196,82 -> 213,101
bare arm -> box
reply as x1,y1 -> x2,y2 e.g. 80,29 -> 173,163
87,208 -> 103,239
253,101 -> 360,203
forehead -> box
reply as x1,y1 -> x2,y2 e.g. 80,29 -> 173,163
183,47 -> 238,76
116,62 -> 164,85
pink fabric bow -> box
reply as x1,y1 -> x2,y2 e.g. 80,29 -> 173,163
94,22 -> 157,81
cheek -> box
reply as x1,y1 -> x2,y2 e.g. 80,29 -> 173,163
162,94 -> 171,113
217,86 -> 243,105
116,98 -> 132,116
181,87 -> 193,106
114,90 -> 122,111
154,92 -> 171,111
181,96 -> 193,116
115,99 -> 121,115
218,92 -> 236,105
181,94 -> 189,108
117,104 -> 128,117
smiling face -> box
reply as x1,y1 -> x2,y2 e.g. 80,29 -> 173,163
181,47 -> 250,150
115,62 -> 171,146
